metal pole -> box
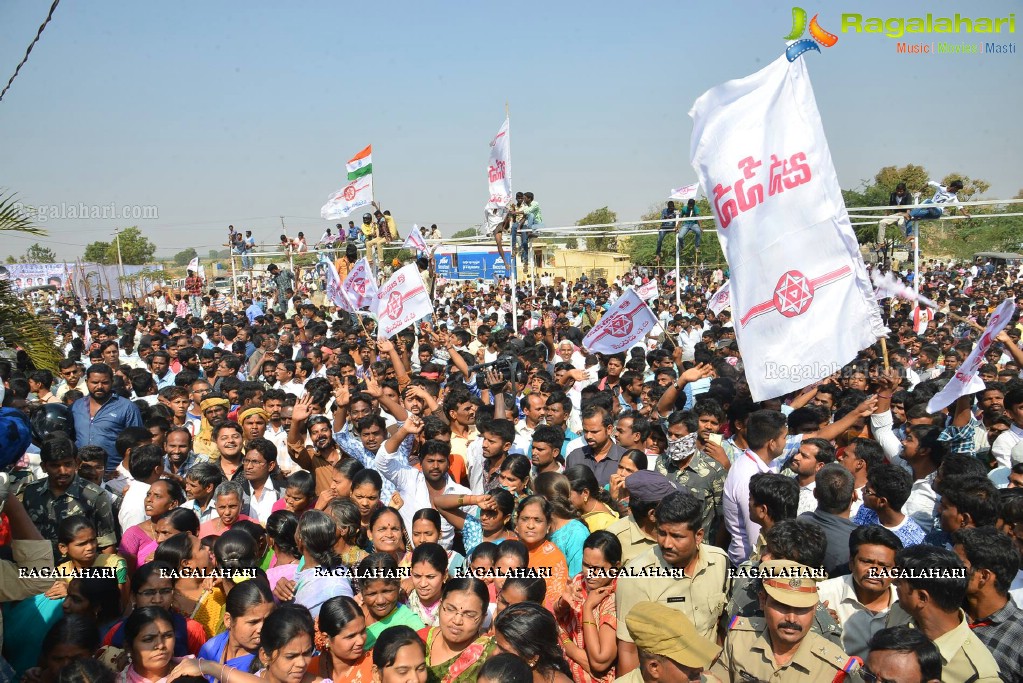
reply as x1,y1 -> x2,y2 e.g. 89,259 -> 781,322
675,236 -> 681,308
510,243 -> 519,335
230,251 -> 238,301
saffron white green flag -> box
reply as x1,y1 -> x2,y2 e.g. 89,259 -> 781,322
321,175 -> 374,220
347,145 -> 373,180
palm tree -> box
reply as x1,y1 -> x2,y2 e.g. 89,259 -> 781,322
0,190 -> 63,371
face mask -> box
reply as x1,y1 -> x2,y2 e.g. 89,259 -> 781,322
666,433 -> 698,462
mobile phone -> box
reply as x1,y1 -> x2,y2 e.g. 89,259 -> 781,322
708,434 -> 723,446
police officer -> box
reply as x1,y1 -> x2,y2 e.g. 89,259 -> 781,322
616,491 -> 731,675
711,559 -> 861,682
725,519 -> 844,647
618,601 -> 722,683
604,470 -> 674,564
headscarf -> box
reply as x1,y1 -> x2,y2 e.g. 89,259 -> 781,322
237,407 -> 270,425
195,397 -> 230,457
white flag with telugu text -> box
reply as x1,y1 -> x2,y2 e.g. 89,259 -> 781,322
582,288 -> 658,354
487,117 -> 512,209
375,264 -> 434,337
927,299 -> 1016,413
709,280 -> 731,315
325,260 -> 356,313
342,258 -> 378,311
670,182 -> 700,202
403,224 -> 430,253
187,257 -> 199,272
689,55 -> 884,401
636,280 -> 659,301
321,175 -> 374,220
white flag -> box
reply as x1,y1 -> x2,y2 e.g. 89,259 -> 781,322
913,306 -> 932,335
582,288 -> 658,354
187,256 -> 199,272
403,224 -> 429,253
709,280 -> 731,315
321,175 -> 374,220
927,299 -> 1016,413
689,55 -> 884,401
376,264 -> 434,337
636,280 -> 659,301
871,270 -> 938,309
342,258 -> 378,310
670,182 -> 700,202
487,117 -> 512,209
325,260 -> 355,313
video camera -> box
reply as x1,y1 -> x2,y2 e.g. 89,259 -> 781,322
467,354 -> 521,390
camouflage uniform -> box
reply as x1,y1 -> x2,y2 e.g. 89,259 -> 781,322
656,451 -> 726,540
21,476 -> 117,559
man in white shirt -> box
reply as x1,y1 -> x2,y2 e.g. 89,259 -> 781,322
992,388 -> 1023,468
240,439 -> 285,525
817,525 -> 909,658
722,411 -> 789,565
789,438 -> 836,516
905,179 -> 970,246
375,416 -> 473,550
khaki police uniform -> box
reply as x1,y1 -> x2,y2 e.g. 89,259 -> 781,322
615,544 -> 730,642
926,610 -> 1001,683
711,616 -> 861,682
618,601 -> 722,683
711,559 -> 860,682
605,514 -> 658,565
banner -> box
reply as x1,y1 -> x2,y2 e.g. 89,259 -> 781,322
913,306 -> 932,335
927,299 -> 1016,413
187,257 -> 199,272
709,280 -> 731,315
487,117 -> 512,209
342,258 -> 378,310
321,175 -> 374,220
670,182 -> 700,202
689,55 -> 884,401
582,288 -> 658,354
636,280 -> 659,301
375,263 -> 434,337
0,263 -> 67,290
403,224 -> 429,253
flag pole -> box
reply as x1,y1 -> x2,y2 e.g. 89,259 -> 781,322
506,102 -> 519,337
675,237 -> 681,307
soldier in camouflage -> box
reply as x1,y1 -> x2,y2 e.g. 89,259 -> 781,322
657,411 -> 726,541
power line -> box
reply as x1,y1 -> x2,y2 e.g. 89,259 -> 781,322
0,0 -> 61,104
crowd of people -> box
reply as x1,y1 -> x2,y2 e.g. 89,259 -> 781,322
1,231 -> 1022,683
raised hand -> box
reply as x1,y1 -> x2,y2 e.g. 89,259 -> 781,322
333,383 -> 351,408
364,370 -> 382,398
377,338 -> 395,354
292,393 -> 314,422
403,413 -> 425,435
681,362 -> 714,384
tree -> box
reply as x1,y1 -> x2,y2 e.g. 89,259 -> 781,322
576,207 -> 618,252
0,191 -> 63,371
173,247 -> 198,266
451,227 -> 478,239
24,243 -> 56,263
109,226 -> 156,265
84,241 -> 112,263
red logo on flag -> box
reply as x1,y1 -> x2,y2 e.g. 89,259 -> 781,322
739,266 -> 852,327
343,185 -> 357,201
385,290 -> 404,319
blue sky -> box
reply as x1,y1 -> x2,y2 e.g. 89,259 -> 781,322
0,0 -> 1019,260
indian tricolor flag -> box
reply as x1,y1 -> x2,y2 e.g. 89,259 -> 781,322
347,145 -> 373,180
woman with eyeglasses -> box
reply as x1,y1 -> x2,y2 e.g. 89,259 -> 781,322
102,561 -> 208,657
417,577 -> 495,683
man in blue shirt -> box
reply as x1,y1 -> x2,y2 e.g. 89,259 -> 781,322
245,298 -> 264,326
71,363 -> 144,473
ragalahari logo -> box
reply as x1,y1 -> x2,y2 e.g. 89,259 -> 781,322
784,7 -> 839,61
